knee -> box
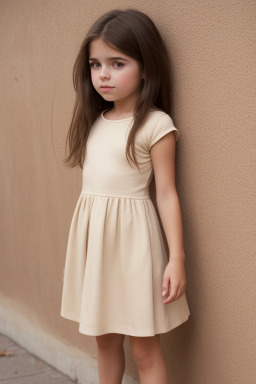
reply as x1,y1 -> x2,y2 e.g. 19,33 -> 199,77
96,333 -> 125,351
131,345 -> 154,370
130,337 -> 158,371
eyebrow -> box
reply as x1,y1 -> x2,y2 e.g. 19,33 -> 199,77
89,57 -> 128,61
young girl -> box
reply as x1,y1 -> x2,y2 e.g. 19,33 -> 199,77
61,9 -> 190,384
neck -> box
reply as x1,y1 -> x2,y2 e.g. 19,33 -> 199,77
109,94 -> 139,119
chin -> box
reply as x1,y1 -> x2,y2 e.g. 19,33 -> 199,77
100,95 -> 116,102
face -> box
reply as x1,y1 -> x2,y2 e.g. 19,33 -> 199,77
89,38 -> 144,107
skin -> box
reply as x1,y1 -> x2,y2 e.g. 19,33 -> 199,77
62,38 -> 186,384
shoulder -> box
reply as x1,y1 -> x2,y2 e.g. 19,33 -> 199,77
144,109 -> 172,124
138,109 -> 179,151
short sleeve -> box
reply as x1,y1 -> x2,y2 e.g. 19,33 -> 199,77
149,114 -> 179,150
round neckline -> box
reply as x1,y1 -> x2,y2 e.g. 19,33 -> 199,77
101,110 -> 134,123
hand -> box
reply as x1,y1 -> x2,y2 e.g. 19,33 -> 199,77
161,258 -> 186,304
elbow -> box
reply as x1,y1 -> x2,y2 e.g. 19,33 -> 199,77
156,189 -> 178,205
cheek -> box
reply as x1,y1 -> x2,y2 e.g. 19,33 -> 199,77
90,71 -> 97,87
117,71 -> 141,89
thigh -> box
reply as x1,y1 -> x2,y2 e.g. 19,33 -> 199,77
96,333 -> 125,349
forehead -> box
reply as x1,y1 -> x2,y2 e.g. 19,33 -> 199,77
89,38 -> 129,60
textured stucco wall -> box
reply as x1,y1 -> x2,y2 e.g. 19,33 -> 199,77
0,1 -> 255,383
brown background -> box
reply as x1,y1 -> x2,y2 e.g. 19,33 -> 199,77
0,1 -> 255,383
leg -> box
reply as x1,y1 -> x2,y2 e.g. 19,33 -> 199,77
96,333 -> 126,384
129,334 -> 168,384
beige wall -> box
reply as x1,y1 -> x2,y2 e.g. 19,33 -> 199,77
0,1 -> 255,383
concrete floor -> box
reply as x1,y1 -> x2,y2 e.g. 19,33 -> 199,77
0,333 -> 76,384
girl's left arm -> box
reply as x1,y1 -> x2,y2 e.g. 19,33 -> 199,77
150,131 -> 186,304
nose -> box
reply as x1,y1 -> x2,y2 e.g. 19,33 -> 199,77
100,65 -> 110,81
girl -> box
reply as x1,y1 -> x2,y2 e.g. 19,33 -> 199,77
61,9 -> 190,384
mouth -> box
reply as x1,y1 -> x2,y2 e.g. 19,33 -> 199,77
100,86 -> 114,92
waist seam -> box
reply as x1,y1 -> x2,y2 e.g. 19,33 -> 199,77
80,191 -> 151,200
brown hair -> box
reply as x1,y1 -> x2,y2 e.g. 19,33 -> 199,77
63,9 -> 172,169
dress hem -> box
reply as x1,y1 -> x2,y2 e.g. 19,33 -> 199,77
60,310 -> 190,337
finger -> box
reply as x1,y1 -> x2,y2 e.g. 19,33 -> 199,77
175,286 -> 184,300
162,283 -> 178,304
165,282 -> 186,303
177,281 -> 186,298
162,275 -> 170,297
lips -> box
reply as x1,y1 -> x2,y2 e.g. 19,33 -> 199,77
100,85 -> 114,91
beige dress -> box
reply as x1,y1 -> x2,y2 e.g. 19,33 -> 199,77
60,109 -> 190,336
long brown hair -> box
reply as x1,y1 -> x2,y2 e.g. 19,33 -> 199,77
63,9 -> 172,169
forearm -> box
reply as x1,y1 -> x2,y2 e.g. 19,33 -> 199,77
156,191 -> 185,262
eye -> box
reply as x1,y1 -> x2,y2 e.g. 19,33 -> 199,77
90,62 -> 101,69
113,61 -> 124,69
